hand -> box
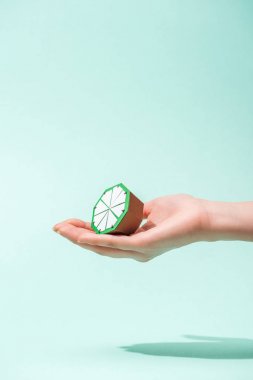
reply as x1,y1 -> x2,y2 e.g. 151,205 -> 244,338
53,194 -> 208,262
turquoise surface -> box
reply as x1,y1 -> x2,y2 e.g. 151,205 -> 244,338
0,1 -> 253,379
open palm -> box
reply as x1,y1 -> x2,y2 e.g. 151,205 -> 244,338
53,194 -> 207,262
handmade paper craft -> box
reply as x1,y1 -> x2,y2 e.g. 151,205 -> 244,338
91,183 -> 144,235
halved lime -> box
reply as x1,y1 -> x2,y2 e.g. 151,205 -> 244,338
91,183 -> 143,235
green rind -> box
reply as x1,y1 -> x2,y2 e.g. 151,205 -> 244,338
91,182 -> 130,234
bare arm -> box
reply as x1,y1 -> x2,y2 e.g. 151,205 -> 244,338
53,195 -> 253,262
200,199 -> 253,243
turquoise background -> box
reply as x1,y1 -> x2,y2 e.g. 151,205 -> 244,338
1,1 -> 253,379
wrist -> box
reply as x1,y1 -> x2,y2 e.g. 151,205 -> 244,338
198,199 -> 253,242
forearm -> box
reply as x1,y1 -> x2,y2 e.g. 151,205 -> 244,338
200,199 -> 253,242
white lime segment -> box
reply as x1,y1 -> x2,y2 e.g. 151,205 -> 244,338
111,190 -> 126,207
107,210 -> 117,228
110,186 -> 122,206
111,203 -> 125,217
97,211 -> 108,231
101,191 -> 112,207
93,210 -> 107,227
94,200 -> 108,215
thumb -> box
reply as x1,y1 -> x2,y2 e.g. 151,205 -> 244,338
134,220 -> 156,234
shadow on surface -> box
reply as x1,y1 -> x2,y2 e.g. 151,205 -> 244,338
119,335 -> 253,359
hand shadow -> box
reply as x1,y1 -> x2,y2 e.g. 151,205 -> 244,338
119,335 -> 253,359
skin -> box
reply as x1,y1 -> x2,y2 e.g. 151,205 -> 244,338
52,194 -> 253,262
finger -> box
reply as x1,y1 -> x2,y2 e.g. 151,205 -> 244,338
134,220 -> 157,234
75,242 -> 145,261
143,201 -> 153,219
77,228 -> 149,252
56,223 -> 150,252
53,219 -> 92,231
54,225 -> 145,261
65,219 -> 93,231
55,223 -> 94,240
